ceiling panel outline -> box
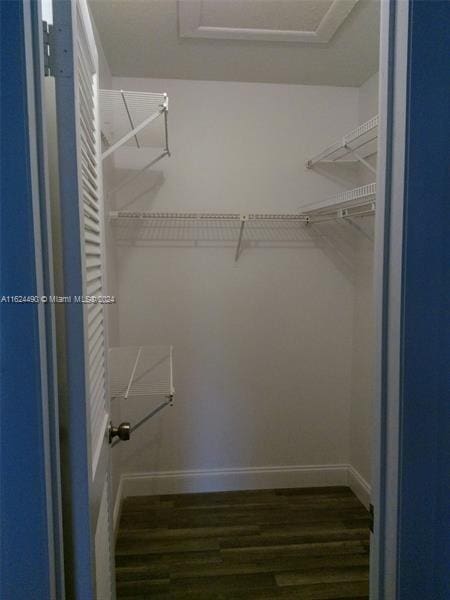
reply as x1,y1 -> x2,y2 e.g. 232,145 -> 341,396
178,0 -> 360,43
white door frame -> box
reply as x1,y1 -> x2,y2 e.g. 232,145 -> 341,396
371,0 -> 409,597
18,0 -> 446,596
51,0 -> 115,597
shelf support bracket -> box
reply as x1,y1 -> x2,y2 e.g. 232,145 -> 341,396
107,149 -> 169,197
343,216 -> 374,241
343,144 -> 377,174
235,215 -> 248,262
102,108 -> 166,160
125,346 -> 142,400
121,89 -> 140,149
111,398 -> 172,448
164,108 -> 170,157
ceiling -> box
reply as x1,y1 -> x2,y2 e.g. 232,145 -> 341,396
89,0 -> 380,87
196,1 -> 336,31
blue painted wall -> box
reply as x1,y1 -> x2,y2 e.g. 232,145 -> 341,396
397,1 -> 450,598
0,2 -> 52,598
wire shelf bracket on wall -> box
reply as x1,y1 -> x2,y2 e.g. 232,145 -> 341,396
99,89 -> 170,163
109,345 -> 175,446
306,115 -> 378,175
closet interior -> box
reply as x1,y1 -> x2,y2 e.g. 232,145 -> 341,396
88,0 -> 380,595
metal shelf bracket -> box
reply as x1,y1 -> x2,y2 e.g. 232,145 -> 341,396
101,91 -> 169,161
235,215 -> 248,262
343,143 -> 377,175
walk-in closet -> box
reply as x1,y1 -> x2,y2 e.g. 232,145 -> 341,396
45,0 -> 381,597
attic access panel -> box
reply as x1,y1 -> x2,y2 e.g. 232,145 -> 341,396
178,0 -> 360,43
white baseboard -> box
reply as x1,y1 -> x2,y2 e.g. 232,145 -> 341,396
120,464 -> 349,498
112,463 -> 372,529
347,465 -> 372,508
112,475 -> 124,540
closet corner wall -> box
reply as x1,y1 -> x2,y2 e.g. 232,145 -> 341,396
349,71 -> 379,505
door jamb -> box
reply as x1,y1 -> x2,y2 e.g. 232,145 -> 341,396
371,0 -> 409,597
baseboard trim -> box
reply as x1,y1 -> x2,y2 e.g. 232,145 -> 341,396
347,465 -> 371,508
112,464 -> 372,528
120,464 -> 349,498
112,475 -> 124,540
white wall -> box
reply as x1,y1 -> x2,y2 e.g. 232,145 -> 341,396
358,72 -> 379,123
106,77 -> 366,496
348,72 -> 379,493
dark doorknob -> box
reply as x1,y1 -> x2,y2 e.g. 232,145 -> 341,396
109,421 -> 131,444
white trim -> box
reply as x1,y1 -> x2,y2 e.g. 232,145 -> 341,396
23,2 -> 58,595
117,464 -> 353,498
347,466 -> 371,509
91,413 -> 109,476
178,0 -> 359,44
371,1 -> 410,598
112,476 -> 124,541
111,464 -> 371,532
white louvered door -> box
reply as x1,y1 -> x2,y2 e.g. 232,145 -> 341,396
53,1 -> 114,598
77,0 -> 108,475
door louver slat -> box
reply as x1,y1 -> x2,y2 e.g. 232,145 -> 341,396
77,30 -> 107,457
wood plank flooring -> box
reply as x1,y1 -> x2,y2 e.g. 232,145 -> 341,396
115,486 -> 370,599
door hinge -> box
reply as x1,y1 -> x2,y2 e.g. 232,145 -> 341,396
43,21 -> 53,76
43,21 -> 71,78
369,503 -> 374,533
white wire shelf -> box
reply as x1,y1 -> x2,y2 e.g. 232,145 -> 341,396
109,212 -> 309,261
99,89 -> 169,161
109,211 -> 309,222
109,345 -> 174,401
108,200 -> 376,255
306,115 -> 378,172
300,183 -> 376,221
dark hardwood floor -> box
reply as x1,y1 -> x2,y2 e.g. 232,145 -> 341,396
115,486 -> 370,599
